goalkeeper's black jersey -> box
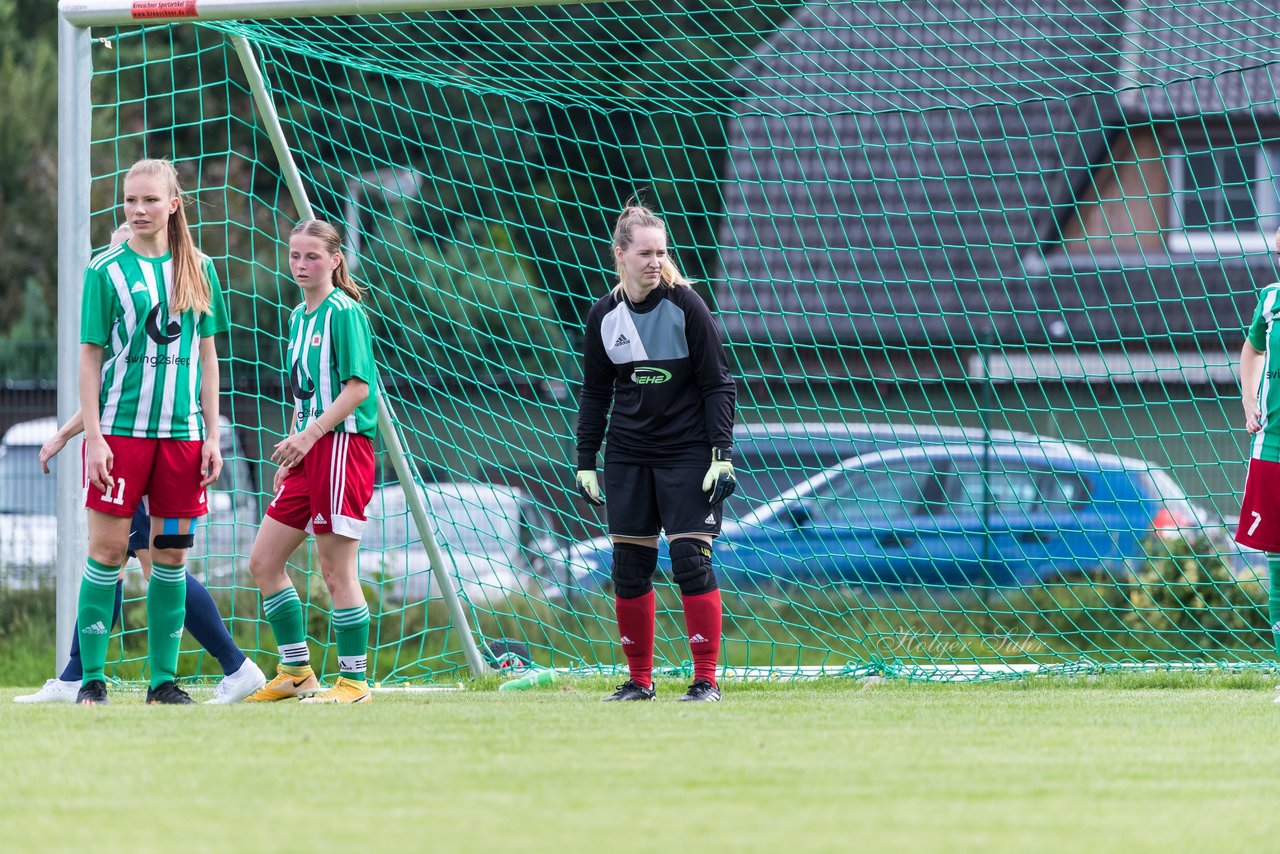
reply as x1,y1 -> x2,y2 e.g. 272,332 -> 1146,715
576,285 -> 736,469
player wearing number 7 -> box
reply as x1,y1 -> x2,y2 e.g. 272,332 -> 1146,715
74,159 -> 230,706
1236,226 -> 1280,688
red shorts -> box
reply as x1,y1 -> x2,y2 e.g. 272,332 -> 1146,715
266,431 -> 375,539
1236,457 -> 1280,552
83,435 -> 207,519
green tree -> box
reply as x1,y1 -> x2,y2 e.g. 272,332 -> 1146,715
0,0 -> 59,362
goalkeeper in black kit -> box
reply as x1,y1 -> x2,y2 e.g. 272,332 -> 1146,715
575,202 -> 737,702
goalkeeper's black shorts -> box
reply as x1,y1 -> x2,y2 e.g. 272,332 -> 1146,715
603,462 -> 723,539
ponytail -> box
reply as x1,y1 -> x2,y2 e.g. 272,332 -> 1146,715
331,254 -> 362,302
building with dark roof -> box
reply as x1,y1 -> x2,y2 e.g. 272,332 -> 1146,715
716,0 -> 1280,374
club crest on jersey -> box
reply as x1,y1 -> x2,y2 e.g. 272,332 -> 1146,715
311,333 -> 322,347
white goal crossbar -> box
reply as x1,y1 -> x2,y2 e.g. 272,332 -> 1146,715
60,0 -> 598,27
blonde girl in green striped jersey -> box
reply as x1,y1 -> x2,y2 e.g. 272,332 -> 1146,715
75,159 -> 230,706
245,219 -> 379,705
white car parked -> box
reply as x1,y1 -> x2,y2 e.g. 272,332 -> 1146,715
360,480 -> 576,604
0,416 -> 258,587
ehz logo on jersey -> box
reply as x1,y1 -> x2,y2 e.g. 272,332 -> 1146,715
311,333 -> 322,347
631,367 -> 672,385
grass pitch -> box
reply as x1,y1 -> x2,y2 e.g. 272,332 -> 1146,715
4,673 -> 1280,853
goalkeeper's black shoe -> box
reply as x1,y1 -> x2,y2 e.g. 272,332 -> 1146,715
76,679 -> 108,706
603,680 -> 656,702
146,681 -> 194,705
678,680 -> 721,702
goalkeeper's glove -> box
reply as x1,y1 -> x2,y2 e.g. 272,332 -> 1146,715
575,469 -> 605,506
702,448 -> 736,504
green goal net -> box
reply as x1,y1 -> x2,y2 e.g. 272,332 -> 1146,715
71,0 -> 1280,684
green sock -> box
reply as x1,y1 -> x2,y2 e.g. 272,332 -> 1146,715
1269,555 -> 1280,662
262,587 -> 309,666
146,562 -> 187,689
333,603 -> 370,681
77,558 -> 121,684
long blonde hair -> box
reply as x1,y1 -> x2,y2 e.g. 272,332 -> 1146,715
125,159 -> 211,315
610,203 -> 693,298
290,219 -> 364,302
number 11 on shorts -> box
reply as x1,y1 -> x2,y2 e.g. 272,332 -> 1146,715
104,477 -> 127,505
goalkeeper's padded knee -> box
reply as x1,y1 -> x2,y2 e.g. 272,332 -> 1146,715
670,538 -> 717,597
611,542 -> 659,600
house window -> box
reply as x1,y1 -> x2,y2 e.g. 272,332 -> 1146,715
1170,141 -> 1280,254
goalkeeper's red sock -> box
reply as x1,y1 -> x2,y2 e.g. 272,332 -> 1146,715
682,589 -> 722,686
615,590 -> 655,688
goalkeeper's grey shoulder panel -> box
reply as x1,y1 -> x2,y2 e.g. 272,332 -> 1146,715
600,300 -> 689,366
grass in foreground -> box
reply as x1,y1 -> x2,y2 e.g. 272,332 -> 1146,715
3,673 -> 1280,853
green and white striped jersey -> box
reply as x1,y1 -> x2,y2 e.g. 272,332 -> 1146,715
285,289 -> 378,438
1247,282 -> 1280,461
80,244 -> 228,440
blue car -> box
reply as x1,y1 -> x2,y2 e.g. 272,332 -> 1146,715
729,421 -> 1042,507
564,439 -> 1241,590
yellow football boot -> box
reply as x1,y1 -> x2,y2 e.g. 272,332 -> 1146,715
243,665 -> 320,702
300,676 -> 372,704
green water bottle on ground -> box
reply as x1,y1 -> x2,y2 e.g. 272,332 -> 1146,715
499,668 -> 557,692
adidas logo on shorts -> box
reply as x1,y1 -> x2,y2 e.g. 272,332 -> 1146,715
613,334 -> 630,347
81,621 -> 108,635
704,512 -> 717,525
313,513 -> 327,525
620,635 -> 633,645
689,633 -> 708,644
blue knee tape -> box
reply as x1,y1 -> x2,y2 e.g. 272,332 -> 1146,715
153,517 -> 195,550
